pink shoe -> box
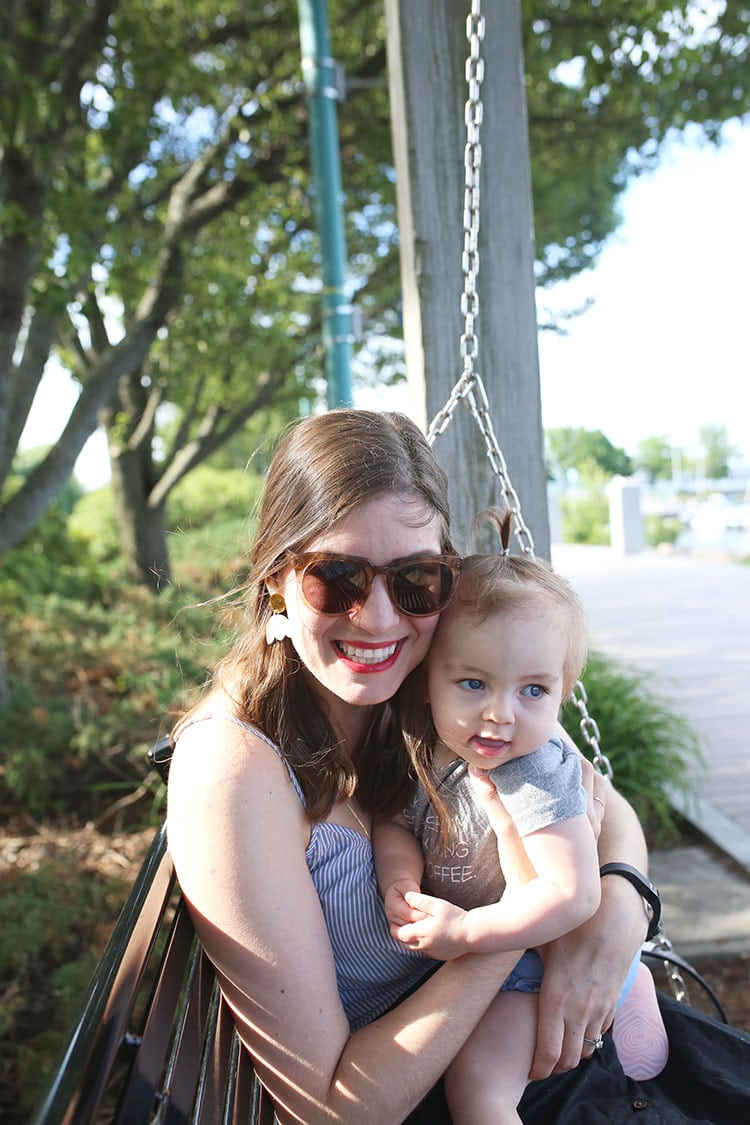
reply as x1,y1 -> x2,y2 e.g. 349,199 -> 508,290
612,962 -> 669,1081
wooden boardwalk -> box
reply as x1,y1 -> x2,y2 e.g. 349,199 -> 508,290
551,544 -> 750,873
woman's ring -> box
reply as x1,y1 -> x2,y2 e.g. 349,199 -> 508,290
593,797 -> 605,809
583,1035 -> 604,1049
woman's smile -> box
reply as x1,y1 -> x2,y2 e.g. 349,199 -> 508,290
334,638 -> 404,671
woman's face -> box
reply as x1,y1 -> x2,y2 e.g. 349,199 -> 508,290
268,494 -> 444,730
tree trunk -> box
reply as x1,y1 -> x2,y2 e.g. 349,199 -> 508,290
384,0 -> 550,558
109,443 -> 171,592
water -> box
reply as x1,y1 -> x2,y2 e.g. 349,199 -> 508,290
677,527 -> 750,559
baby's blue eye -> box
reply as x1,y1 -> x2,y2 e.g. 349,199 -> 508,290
458,678 -> 485,692
521,684 -> 545,699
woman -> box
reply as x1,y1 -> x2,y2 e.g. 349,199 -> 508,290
166,409 -> 651,1124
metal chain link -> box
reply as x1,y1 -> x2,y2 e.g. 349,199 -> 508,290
647,933 -> 691,1006
426,0 -> 612,779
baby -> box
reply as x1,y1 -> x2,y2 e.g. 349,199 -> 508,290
374,511 -> 668,1123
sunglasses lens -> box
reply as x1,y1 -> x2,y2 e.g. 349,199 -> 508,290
301,558 -> 368,614
392,560 -> 456,616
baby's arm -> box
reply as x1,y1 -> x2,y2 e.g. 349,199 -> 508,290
372,816 -> 428,934
396,776 -> 601,959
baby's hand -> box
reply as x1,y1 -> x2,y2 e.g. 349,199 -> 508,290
394,891 -> 470,960
468,766 -> 537,889
383,878 -> 424,936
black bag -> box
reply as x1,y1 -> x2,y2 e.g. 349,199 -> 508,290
406,993 -> 750,1124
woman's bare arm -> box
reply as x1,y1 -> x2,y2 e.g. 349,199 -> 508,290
167,720 -> 521,1124
531,771 -> 651,1079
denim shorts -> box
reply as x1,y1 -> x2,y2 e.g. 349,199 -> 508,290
502,948 -> 641,1004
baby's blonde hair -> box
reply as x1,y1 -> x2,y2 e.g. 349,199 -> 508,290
443,506 -> 587,698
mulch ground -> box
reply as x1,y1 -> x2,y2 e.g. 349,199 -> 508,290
680,952 -> 750,1032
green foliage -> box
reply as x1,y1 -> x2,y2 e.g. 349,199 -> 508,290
523,0 -> 750,285
167,465 -> 263,532
635,436 -> 674,483
66,486 -> 120,562
0,580 -> 230,820
698,422 -> 736,481
563,651 -> 704,844
11,447 -> 84,513
644,514 -> 682,548
0,847 -> 131,1116
0,490 -> 107,600
68,465 -> 263,567
560,462 -> 611,544
0,507 -> 240,821
547,427 -> 633,479
1,681 -> 77,819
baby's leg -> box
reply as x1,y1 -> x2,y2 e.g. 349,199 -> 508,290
444,990 -> 538,1125
612,961 -> 669,1080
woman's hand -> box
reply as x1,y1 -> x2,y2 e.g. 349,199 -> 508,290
578,754 -> 609,839
529,780 -> 650,1079
531,910 -> 623,1077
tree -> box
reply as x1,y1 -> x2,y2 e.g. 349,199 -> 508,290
1,0 -> 747,578
0,0 -> 395,588
698,422 -> 735,481
523,0 -> 750,286
547,427 -> 633,479
635,436 -> 674,483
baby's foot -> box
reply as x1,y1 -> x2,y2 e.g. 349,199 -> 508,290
612,962 -> 669,1081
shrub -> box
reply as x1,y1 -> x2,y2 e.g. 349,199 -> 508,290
68,486 -> 120,562
559,462 -> 612,545
0,498 -> 107,601
561,491 -> 610,544
167,465 -> 262,531
1,580 -> 231,823
562,650 -> 704,844
644,515 -> 682,548
0,841 -> 136,1118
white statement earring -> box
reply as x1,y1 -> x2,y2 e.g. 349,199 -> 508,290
266,592 -> 291,644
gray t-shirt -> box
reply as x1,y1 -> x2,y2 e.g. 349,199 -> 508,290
403,735 -> 586,912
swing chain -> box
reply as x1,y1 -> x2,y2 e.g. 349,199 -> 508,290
567,680 -> 614,781
430,0 -> 612,777
426,1 -> 536,560
459,0 -> 484,381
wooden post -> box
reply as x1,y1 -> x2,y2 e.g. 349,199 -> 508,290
385,0 -> 550,557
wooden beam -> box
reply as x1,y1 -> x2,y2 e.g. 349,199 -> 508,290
385,0 -> 550,557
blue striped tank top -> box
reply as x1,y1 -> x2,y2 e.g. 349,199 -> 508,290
174,713 -> 435,1030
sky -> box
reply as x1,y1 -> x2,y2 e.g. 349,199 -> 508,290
20,118 -> 750,489
536,118 -> 750,467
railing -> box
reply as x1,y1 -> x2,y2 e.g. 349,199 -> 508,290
31,817 -> 272,1124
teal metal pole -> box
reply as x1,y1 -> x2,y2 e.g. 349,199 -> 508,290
298,0 -> 353,408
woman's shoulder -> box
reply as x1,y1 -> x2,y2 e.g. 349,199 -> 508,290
169,692 -> 287,795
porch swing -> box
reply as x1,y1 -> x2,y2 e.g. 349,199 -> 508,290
33,4 -> 745,1123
